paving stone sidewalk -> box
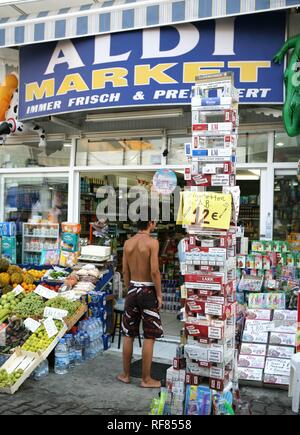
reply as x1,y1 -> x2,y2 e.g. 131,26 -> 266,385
0,352 -> 296,415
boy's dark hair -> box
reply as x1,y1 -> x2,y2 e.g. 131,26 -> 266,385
136,206 -> 156,231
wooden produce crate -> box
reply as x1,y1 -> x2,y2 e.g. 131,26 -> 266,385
0,322 -> 68,394
64,304 -> 88,331
0,349 -> 43,395
40,323 -> 68,360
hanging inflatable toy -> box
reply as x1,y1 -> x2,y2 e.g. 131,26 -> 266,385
0,72 -> 46,147
274,34 -> 300,137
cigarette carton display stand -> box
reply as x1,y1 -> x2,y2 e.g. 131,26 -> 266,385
180,72 -> 239,394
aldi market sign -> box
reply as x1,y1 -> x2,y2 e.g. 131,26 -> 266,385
19,12 -> 285,120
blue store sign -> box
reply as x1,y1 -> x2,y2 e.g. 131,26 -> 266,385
19,12 -> 286,120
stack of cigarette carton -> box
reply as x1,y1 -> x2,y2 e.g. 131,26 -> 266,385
179,73 -> 240,393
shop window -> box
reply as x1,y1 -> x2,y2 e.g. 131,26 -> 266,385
0,141 -> 71,168
237,133 -> 268,163
167,136 -> 190,165
3,176 -> 68,262
274,132 -> 300,163
274,173 -> 300,240
76,137 -> 162,166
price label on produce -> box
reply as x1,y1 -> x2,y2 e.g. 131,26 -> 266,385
24,318 -> 41,333
13,285 -> 25,296
35,285 -> 58,300
43,317 -> 58,339
44,307 -> 68,320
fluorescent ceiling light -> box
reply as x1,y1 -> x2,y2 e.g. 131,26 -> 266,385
276,142 -> 285,147
86,109 -> 184,122
236,175 -> 260,180
63,143 -> 72,148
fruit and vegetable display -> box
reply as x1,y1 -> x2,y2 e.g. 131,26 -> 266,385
0,292 -> 26,322
46,270 -> 70,281
45,297 -> 82,317
26,269 -> 47,281
22,321 -> 64,352
13,293 -> 45,319
1,317 -> 30,351
39,282 -> 63,293
0,369 -> 24,387
0,260 -> 41,295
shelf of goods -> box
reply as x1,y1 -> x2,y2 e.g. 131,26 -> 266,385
235,239 -> 299,388
162,73 -> 240,416
22,223 -> 60,265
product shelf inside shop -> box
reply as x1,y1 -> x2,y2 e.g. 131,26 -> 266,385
23,235 -> 59,239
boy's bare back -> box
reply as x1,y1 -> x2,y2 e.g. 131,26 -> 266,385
124,234 -> 158,283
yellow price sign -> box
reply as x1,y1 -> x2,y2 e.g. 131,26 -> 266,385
177,191 -> 232,230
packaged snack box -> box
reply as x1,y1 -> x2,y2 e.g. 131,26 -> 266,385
61,223 -> 81,234
59,251 -> 80,268
273,241 -> 282,252
61,233 -> 80,252
252,241 -> 264,253
263,241 -> 273,252
262,255 -> 271,270
237,255 -> 246,269
246,255 -> 255,269
254,254 -> 263,270
0,222 -> 16,237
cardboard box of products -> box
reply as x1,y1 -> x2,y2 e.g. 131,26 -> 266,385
263,374 -> 289,386
238,367 -> 263,382
267,345 -> 295,359
240,343 -> 267,357
238,354 -> 266,369
269,332 -> 296,347
264,357 -> 291,377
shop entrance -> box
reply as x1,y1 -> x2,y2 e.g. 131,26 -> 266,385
79,170 -> 185,341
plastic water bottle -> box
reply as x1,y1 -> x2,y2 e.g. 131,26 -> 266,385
33,360 -> 49,380
65,335 -> 76,368
265,212 -> 272,240
54,338 -> 70,375
84,332 -> 92,360
74,334 -> 83,365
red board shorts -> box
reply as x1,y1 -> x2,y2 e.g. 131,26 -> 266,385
122,282 -> 163,340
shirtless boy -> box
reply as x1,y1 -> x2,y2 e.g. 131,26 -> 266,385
117,208 -> 163,388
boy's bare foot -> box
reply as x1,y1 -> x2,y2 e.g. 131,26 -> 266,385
117,374 -> 131,384
140,378 -> 162,388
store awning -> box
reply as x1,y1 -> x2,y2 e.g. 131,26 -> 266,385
0,0 -> 299,48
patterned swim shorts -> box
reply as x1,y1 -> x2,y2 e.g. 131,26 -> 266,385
122,282 -> 163,340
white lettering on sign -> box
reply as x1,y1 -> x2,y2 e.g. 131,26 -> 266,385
43,317 -> 58,339
45,40 -> 85,75
213,18 -> 236,55
35,285 -> 58,300
94,34 -> 131,65
24,318 -> 42,333
44,307 -> 68,320
142,24 -> 200,59
13,285 -> 25,296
